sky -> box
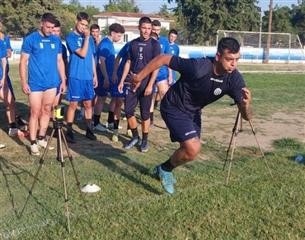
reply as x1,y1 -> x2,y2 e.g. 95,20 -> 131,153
64,0 -> 300,13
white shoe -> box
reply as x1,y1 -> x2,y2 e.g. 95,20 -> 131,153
8,128 -> 19,137
0,143 -> 6,149
31,143 -> 40,156
126,129 -> 132,138
37,139 -> 55,150
93,123 -> 107,132
112,130 -> 119,142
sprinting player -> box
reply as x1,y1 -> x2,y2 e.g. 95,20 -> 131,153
65,12 -> 98,143
150,20 -> 170,125
93,23 -> 125,135
132,37 -> 252,194
52,19 -> 68,108
19,13 -> 66,155
167,29 -> 180,86
0,20 -> 17,136
118,16 -> 161,152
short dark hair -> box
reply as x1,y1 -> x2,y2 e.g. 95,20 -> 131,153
139,16 -> 152,26
77,12 -> 90,23
217,37 -> 240,55
41,13 -> 57,24
152,20 -> 161,27
90,24 -> 99,31
54,19 -> 61,28
168,29 -> 178,36
109,23 -> 125,34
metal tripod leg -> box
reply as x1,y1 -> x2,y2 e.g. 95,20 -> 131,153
224,112 -> 241,185
223,111 -> 273,184
19,128 -> 55,217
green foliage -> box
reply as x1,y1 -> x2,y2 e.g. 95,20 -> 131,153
104,0 -> 139,13
273,138 -> 304,151
170,0 -> 260,45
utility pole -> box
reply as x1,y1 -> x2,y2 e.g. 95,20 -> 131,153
263,0 -> 273,63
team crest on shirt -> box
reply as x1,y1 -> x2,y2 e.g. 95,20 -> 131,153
213,88 -> 222,96
39,42 -> 44,49
77,39 -> 82,47
51,43 -> 55,49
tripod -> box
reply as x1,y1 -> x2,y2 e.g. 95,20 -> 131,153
222,111 -> 273,184
20,119 -> 87,233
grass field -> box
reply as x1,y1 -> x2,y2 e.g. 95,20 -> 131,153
0,64 -> 305,239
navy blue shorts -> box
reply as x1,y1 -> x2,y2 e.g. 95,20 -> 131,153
124,83 -> 152,121
95,78 -> 109,97
160,101 -> 201,142
110,82 -> 125,98
6,75 -> 15,100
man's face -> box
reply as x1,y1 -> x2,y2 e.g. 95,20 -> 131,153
217,49 -> 240,73
41,21 -> 55,36
76,19 -> 89,34
111,32 -> 123,43
139,23 -> 152,40
53,26 -> 61,37
152,25 -> 161,36
91,28 -> 100,40
168,33 -> 177,44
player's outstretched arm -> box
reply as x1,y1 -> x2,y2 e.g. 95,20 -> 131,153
132,54 -> 173,91
238,87 -> 253,121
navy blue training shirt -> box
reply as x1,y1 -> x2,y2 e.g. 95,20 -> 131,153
163,56 -> 246,113
126,37 -> 161,85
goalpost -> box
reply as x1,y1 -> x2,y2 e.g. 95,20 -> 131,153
217,30 -> 305,63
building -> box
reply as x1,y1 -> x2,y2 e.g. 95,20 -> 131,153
93,12 -> 172,42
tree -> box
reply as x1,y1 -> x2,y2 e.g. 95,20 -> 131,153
0,0 -> 61,37
104,0 -> 139,13
168,0 -> 261,45
291,3 -> 305,44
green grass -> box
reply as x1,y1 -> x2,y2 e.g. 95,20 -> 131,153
1,64 -> 305,239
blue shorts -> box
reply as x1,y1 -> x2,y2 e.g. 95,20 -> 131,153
66,78 -> 95,102
29,79 -> 59,92
160,101 -> 201,142
156,67 -> 168,83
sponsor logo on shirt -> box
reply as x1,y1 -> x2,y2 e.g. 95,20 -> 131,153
41,39 -> 50,42
185,130 -> 196,136
213,88 -> 222,96
210,77 -> 223,83
39,42 -> 44,49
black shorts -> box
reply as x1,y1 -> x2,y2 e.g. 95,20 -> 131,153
160,101 -> 201,142
124,83 -> 152,121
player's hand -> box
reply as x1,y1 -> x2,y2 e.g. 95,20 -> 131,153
93,76 -> 98,88
60,82 -> 66,94
144,86 -> 153,96
131,72 -> 141,92
112,73 -> 118,84
118,82 -> 124,93
21,82 -> 31,95
241,87 -> 251,105
83,27 -> 90,38
103,77 -> 110,89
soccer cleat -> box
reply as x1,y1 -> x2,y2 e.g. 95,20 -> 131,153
66,130 -> 76,143
106,122 -> 114,130
37,139 -> 55,150
140,140 -> 149,153
93,123 -> 108,132
124,136 -> 140,150
153,165 -> 176,194
86,128 -> 97,141
8,128 -> 19,137
30,143 -> 40,156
